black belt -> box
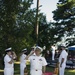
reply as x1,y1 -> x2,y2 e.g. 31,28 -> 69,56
35,69 -> 38,71
35,69 -> 41,71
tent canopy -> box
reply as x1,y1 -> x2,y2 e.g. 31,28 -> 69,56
68,45 -> 75,50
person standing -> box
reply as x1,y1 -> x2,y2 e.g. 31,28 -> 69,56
45,50 -> 50,60
26,46 -> 47,75
20,48 -> 27,75
4,47 -> 17,75
51,45 -> 56,60
58,46 -> 68,75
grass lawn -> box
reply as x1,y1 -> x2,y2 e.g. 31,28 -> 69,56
14,64 -> 75,75
0,63 -> 75,75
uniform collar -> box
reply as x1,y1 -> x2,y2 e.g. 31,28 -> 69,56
35,55 -> 41,57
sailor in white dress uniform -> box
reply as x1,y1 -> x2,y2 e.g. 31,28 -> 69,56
20,48 -> 27,75
4,47 -> 17,75
59,46 -> 68,75
51,45 -> 56,60
26,46 -> 47,75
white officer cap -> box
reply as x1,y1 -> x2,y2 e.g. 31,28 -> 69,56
35,46 -> 43,52
22,48 -> 27,52
60,44 -> 66,48
5,47 -> 12,52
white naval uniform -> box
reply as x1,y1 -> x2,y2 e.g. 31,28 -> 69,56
59,50 -> 68,75
28,55 -> 47,75
51,46 -> 56,60
20,54 -> 27,75
4,54 -> 14,75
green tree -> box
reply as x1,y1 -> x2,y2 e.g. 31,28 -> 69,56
37,13 -> 57,49
0,0 -> 63,55
0,0 -> 34,54
0,0 -> 20,52
52,0 -> 75,46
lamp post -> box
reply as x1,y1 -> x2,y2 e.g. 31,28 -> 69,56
35,0 -> 39,44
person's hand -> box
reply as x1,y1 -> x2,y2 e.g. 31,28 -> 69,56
12,51 -> 15,54
12,51 -> 17,59
11,51 -> 15,55
29,51 -> 34,55
12,51 -> 14,55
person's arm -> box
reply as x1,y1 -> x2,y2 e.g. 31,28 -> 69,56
8,52 -> 17,64
42,66 -> 46,73
60,58 -> 64,67
25,51 -> 34,60
8,58 -> 14,64
42,57 -> 47,75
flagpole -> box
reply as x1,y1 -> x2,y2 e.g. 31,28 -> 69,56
35,0 -> 39,45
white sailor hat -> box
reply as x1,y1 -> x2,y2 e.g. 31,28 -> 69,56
22,48 -> 27,52
35,46 -> 43,52
60,44 -> 66,48
5,47 -> 12,52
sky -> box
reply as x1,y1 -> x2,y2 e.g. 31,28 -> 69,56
31,0 -> 58,22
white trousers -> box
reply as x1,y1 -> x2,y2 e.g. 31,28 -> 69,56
30,69 -> 42,75
20,64 -> 26,75
52,51 -> 55,60
59,67 -> 65,75
4,68 -> 14,75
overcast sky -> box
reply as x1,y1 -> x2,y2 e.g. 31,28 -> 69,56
31,0 -> 58,22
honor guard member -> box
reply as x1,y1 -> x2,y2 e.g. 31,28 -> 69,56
51,45 -> 56,60
4,47 -> 17,75
20,48 -> 27,75
26,46 -> 47,75
58,46 -> 68,75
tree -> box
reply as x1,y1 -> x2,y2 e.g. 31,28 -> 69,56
1,0 -> 66,54
0,0 -> 35,54
0,0 -> 52,53
37,13 -> 58,49
52,0 -> 75,46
